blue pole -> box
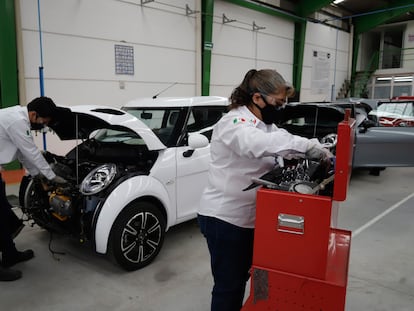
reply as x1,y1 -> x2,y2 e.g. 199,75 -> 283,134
37,0 -> 47,150
39,66 -> 44,96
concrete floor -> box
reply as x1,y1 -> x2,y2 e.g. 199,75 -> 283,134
1,167 -> 414,310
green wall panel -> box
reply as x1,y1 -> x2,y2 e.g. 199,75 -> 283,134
0,0 -> 19,109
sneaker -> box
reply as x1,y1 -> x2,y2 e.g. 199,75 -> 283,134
11,223 -> 25,239
2,249 -> 34,268
0,266 -> 22,281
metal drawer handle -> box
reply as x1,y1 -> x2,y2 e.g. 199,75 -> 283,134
277,213 -> 304,235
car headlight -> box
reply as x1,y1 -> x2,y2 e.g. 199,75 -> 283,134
80,163 -> 117,195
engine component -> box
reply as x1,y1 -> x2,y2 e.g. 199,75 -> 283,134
50,161 -> 74,179
49,192 -> 73,218
244,158 -> 334,195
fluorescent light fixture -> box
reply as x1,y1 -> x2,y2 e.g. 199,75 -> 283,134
377,77 -> 392,81
394,76 -> 413,82
333,0 -> 345,4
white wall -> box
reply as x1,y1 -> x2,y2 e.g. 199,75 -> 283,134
17,0 -> 353,153
209,0 -> 295,97
403,21 -> 414,69
18,0 -> 199,108
18,0 -> 352,105
301,22 -> 350,101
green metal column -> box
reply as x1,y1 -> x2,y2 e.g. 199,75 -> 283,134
350,33 -> 360,97
292,21 -> 306,99
0,0 -> 21,170
0,0 -> 19,108
201,0 -> 214,96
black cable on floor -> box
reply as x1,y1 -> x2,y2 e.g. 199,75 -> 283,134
48,232 -> 66,261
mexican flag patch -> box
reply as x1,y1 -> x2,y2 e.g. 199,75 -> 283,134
233,117 -> 256,125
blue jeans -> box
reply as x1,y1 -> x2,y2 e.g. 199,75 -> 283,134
198,214 -> 254,311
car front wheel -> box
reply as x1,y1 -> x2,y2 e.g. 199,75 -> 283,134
109,201 -> 166,271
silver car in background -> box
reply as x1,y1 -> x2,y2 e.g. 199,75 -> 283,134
275,101 -> 414,175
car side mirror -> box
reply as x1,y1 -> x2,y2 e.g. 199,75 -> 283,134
359,119 -> 376,133
183,133 -> 209,158
188,133 -> 209,149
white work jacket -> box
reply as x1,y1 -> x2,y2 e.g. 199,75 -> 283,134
0,106 -> 56,180
198,105 -> 312,228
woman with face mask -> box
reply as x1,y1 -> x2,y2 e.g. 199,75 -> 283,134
197,69 -> 331,311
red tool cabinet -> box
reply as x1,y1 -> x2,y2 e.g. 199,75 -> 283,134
242,113 -> 356,311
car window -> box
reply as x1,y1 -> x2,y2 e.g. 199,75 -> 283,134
277,105 -> 345,139
187,106 -> 227,141
123,107 -> 184,146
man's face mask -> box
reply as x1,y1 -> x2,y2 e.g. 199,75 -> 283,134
30,123 -> 46,131
30,113 -> 49,130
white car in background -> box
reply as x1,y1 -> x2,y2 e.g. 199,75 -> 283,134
20,96 -> 228,270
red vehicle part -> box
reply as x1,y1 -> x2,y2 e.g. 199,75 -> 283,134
242,113 -> 355,311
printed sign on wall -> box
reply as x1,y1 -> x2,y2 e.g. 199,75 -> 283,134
115,45 -> 134,75
311,50 -> 330,95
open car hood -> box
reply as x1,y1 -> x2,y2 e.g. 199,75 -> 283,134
49,105 -> 166,150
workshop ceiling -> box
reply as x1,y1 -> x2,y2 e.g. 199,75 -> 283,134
332,0 -> 414,24
253,0 -> 414,26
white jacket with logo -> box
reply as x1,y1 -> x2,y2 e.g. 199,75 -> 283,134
198,105 -> 313,228
0,105 -> 56,180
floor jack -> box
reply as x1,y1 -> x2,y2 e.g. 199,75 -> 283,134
242,111 -> 356,311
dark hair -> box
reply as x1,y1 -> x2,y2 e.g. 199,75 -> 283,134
229,69 -> 295,110
27,96 -> 57,118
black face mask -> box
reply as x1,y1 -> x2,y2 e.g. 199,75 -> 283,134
30,123 -> 45,131
254,95 -> 285,125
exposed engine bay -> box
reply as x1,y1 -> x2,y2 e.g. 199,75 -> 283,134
20,139 -> 158,241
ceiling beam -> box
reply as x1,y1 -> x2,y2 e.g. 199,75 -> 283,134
353,0 -> 414,34
296,0 -> 334,17
223,0 -> 303,22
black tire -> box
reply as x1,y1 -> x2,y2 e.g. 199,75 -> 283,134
18,175 -> 32,209
369,167 -> 385,176
20,177 -> 57,231
109,201 -> 166,271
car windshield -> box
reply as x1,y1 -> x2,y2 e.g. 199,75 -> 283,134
369,101 -> 414,127
377,102 -> 413,116
93,129 -> 146,145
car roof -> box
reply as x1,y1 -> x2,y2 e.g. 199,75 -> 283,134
122,96 -> 229,108
390,96 -> 414,101
287,100 -> 372,112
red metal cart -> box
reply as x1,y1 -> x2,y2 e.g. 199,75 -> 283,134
242,112 -> 356,311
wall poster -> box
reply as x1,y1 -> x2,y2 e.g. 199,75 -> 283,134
115,44 -> 134,75
311,50 -> 330,95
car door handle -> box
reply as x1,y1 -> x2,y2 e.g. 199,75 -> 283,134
183,149 -> 195,158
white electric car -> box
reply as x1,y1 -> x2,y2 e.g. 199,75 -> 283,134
19,96 -> 228,270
